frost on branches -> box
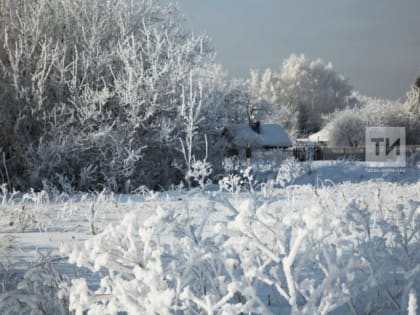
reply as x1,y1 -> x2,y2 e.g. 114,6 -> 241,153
0,0 -> 227,191
63,181 -> 420,314
62,204 -> 264,314
0,255 -> 70,315
326,79 -> 420,147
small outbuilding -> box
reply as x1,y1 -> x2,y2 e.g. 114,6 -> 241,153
223,122 -> 293,160
308,124 -> 332,145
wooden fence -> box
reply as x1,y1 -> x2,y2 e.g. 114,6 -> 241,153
321,145 -> 420,161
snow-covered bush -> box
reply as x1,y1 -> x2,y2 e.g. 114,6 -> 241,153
185,159 -> 213,189
1,187 -> 50,233
0,256 -> 69,315
327,81 -> 420,146
328,109 -> 366,147
61,203 -> 266,314
404,81 -> 420,144
275,157 -> 309,187
218,173 -> 243,194
218,166 -> 256,194
62,181 -> 420,314
221,184 -> 420,314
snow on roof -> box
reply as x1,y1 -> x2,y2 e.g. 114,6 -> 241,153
259,124 -> 293,147
225,123 -> 292,148
309,124 -> 332,142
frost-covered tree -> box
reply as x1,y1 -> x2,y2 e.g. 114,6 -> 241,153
328,109 -> 365,147
407,81 -> 420,115
223,79 -> 250,124
0,0 -> 227,191
404,78 -> 420,144
327,81 -> 420,146
222,73 -> 271,125
224,70 -> 299,139
268,103 -> 299,140
238,55 -> 356,138
276,54 -> 357,135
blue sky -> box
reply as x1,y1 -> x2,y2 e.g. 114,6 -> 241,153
173,0 -> 420,100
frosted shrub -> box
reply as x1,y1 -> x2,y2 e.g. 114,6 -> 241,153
276,158 -> 308,187
220,185 -> 420,314
328,109 -> 366,147
327,85 -> 420,147
220,197 -> 353,314
353,199 -> 420,313
218,167 -> 256,193
218,174 -> 242,194
62,210 -> 176,314
62,203 -> 264,314
185,159 -> 213,189
8,205 -> 38,233
57,181 -> 420,314
221,157 -> 240,173
6,189 -> 50,232
0,256 -> 69,315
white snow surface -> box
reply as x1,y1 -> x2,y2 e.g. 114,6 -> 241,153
0,161 -> 419,314
226,123 -> 293,148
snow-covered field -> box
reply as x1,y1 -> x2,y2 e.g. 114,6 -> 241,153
0,161 -> 419,314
